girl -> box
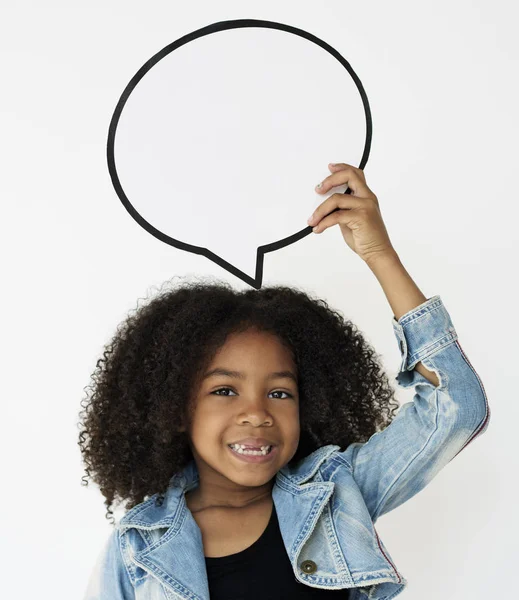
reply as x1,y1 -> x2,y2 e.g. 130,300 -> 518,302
80,163 -> 490,599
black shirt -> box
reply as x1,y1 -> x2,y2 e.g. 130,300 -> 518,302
205,501 -> 351,599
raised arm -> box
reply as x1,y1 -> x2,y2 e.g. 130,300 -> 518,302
339,253 -> 490,521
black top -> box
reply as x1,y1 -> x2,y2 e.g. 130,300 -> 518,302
205,502 -> 351,599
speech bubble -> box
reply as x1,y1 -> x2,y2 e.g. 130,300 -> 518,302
107,18 -> 372,289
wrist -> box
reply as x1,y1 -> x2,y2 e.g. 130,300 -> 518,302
365,250 -> 428,322
364,248 -> 401,271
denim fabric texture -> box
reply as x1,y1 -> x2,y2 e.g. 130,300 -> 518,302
83,295 -> 490,600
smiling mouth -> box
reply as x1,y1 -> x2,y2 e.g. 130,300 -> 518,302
228,444 -> 273,456
227,444 -> 277,463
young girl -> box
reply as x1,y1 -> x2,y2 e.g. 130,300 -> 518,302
80,163 -> 490,599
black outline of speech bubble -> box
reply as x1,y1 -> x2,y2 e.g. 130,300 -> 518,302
107,18 -> 372,289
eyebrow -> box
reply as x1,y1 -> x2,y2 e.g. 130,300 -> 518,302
202,367 -> 298,383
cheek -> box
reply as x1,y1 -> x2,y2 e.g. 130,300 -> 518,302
283,412 -> 301,445
190,406 -> 226,441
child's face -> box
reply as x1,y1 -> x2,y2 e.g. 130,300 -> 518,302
185,327 -> 300,507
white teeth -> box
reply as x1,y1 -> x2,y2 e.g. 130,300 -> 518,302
229,444 -> 272,455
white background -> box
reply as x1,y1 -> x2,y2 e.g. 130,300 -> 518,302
1,1 -> 517,598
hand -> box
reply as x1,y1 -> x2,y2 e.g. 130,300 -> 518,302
307,163 -> 396,265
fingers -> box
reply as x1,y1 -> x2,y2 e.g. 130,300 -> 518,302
311,207 -> 360,234
307,193 -> 362,227
315,163 -> 369,197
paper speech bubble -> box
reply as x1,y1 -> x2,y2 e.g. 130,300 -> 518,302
107,19 -> 372,288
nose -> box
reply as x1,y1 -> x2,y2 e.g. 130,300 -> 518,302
237,395 -> 273,424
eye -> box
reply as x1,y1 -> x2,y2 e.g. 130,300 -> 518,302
212,387 -> 236,397
212,387 -> 293,399
271,390 -> 293,399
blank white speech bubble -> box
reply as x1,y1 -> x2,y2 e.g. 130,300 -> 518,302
108,19 -> 371,288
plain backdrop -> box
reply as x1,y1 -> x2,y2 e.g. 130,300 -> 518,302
1,1 -> 517,598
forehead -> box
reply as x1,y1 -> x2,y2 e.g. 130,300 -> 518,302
211,328 -> 295,364
196,328 -> 299,390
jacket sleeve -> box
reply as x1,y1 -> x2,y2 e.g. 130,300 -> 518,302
83,528 -> 135,600
340,295 -> 490,522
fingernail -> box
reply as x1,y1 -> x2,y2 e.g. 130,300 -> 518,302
307,214 -> 315,225
315,182 -> 322,189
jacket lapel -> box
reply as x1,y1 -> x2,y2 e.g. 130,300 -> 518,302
130,501 -> 210,599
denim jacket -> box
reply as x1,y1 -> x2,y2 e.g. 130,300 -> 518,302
83,295 -> 490,600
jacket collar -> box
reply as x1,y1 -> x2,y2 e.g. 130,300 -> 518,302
116,444 -> 340,530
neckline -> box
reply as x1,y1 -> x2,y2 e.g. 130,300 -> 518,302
204,501 -> 276,563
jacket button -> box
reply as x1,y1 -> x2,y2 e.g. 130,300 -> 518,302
301,560 -> 317,574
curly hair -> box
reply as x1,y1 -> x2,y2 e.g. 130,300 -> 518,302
78,275 -> 400,525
